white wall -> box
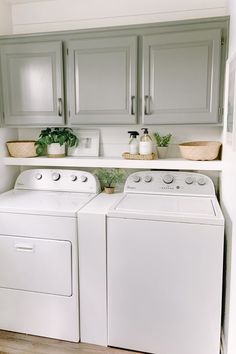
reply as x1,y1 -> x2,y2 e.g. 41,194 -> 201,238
11,0 -> 228,34
221,1 -> 236,353
0,1 -> 19,191
0,0 -> 12,34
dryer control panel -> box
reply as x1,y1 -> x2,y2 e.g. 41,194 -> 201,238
15,169 -> 101,193
124,171 -> 215,196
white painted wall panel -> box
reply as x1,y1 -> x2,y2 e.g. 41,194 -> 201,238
11,0 -> 228,34
0,0 -> 12,35
221,2 -> 236,354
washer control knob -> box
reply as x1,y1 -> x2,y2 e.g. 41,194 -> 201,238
52,172 -> 61,181
163,174 -> 174,184
71,175 -> 77,182
35,173 -> 42,180
80,175 -> 88,183
198,178 -> 206,186
185,176 -> 194,185
132,175 -> 141,183
144,175 -> 152,183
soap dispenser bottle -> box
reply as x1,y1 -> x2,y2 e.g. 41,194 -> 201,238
139,128 -> 152,155
128,131 -> 139,154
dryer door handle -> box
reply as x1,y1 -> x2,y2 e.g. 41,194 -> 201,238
14,243 -> 34,252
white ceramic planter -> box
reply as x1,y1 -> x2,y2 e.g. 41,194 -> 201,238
156,146 -> 168,159
47,143 -> 66,158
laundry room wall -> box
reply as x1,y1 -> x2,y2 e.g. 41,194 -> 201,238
0,0 -> 12,35
220,0 -> 236,353
0,0 -> 19,191
11,0 -> 228,34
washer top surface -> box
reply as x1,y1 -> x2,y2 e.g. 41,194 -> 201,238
108,171 -> 224,225
0,169 -> 100,217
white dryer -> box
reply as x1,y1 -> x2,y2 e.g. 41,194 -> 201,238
0,168 -> 100,342
107,171 -> 224,354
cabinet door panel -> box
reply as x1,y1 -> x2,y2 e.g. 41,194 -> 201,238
1,41 -> 64,126
143,29 -> 221,124
68,36 -> 137,125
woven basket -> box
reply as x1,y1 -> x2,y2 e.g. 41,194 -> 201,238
122,152 -> 157,160
6,141 -> 37,158
179,141 -> 222,161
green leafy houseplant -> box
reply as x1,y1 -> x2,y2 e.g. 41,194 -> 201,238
35,127 -> 78,156
153,132 -> 172,147
94,168 -> 125,193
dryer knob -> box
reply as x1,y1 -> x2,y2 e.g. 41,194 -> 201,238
35,173 -> 42,180
163,174 -> 174,184
71,175 -> 77,182
52,172 -> 61,181
132,175 -> 141,183
185,176 -> 194,185
198,178 -> 206,186
144,175 -> 152,183
80,175 -> 88,183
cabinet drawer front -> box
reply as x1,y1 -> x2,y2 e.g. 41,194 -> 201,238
0,235 -> 72,296
1,41 -> 64,126
68,36 -> 137,124
142,29 -> 221,124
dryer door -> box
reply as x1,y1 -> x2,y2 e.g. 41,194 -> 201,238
0,235 -> 72,296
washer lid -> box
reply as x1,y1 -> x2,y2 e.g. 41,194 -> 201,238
108,194 -> 224,225
0,190 -> 96,217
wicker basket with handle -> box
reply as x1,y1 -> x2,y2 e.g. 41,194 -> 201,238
6,141 -> 37,158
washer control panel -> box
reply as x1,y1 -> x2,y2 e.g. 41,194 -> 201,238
15,169 -> 101,193
125,171 -> 215,196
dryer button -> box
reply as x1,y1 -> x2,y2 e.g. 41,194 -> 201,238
132,175 -> 141,183
52,173 -> 61,181
35,173 -> 42,180
144,176 -> 152,183
71,175 -> 77,182
80,175 -> 88,183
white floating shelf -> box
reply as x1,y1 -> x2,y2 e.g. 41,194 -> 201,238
2,156 -> 222,171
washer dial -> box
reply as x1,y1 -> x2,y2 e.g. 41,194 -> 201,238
80,175 -> 88,183
198,178 -> 206,186
185,176 -> 194,185
162,174 -> 174,184
71,175 -> 77,182
144,175 -> 152,183
35,173 -> 42,180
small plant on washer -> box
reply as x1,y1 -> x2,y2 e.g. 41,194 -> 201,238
94,168 -> 125,194
35,127 -> 78,157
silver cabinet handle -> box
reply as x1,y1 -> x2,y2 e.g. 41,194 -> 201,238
58,98 -> 62,117
144,95 -> 151,115
131,96 -> 136,115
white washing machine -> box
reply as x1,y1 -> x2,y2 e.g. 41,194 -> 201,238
107,171 -> 224,354
0,168 -> 100,342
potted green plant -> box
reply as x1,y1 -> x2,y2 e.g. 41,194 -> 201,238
153,132 -> 172,159
94,168 -> 125,194
35,127 -> 78,157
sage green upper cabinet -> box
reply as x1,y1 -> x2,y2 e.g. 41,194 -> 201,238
142,29 -> 222,124
68,36 -> 137,125
1,41 -> 64,126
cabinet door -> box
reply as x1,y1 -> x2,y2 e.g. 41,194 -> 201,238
1,41 -> 64,126
142,29 -> 221,124
68,36 -> 137,125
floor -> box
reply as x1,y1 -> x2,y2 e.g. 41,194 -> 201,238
0,331 -> 142,354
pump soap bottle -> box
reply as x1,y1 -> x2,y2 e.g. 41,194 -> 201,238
139,128 -> 152,155
128,131 -> 139,154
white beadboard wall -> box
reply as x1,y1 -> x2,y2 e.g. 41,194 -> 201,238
0,128 -> 19,192
18,125 -> 223,158
11,0 -> 228,34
